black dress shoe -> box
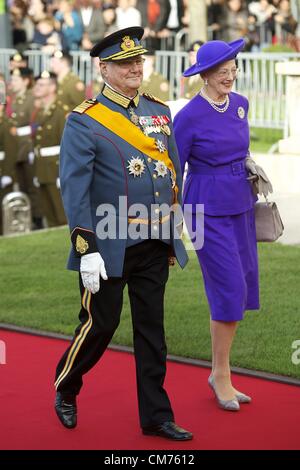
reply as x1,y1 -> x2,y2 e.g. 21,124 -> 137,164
142,421 -> 193,441
55,392 -> 77,429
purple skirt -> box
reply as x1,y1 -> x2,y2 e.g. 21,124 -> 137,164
193,208 -> 259,321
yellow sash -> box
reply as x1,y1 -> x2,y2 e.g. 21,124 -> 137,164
85,102 -> 178,201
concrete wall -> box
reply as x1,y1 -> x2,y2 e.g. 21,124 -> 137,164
253,153 -> 300,245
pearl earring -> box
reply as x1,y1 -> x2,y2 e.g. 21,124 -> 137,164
204,79 -> 208,86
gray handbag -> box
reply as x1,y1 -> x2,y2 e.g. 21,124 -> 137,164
254,198 -> 284,242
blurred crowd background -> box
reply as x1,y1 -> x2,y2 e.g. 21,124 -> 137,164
2,0 -> 300,53
0,0 -> 300,234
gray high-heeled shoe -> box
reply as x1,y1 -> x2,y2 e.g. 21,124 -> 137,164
208,375 -> 240,411
235,392 -> 252,404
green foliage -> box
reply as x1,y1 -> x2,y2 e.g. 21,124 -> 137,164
250,127 -> 283,153
0,228 -> 299,378
262,44 -> 296,53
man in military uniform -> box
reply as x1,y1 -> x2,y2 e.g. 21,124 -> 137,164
54,27 -> 192,441
32,71 -> 66,227
0,103 -> 15,234
50,51 -> 86,115
7,67 -> 43,229
139,53 -> 170,101
85,57 -> 104,99
180,40 -> 204,99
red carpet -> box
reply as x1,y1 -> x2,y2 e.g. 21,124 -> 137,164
0,329 -> 299,450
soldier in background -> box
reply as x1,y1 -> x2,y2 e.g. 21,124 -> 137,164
50,50 -> 86,115
7,67 -> 43,230
180,40 -> 204,99
139,52 -> 170,101
32,71 -> 66,228
85,57 -> 104,99
0,103 -> 16,234
9,52 -> 29,72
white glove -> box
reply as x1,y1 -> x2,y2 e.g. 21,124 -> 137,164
245,157 -> 273,198
56,177 -> 60,189
28,151 -> 35,165
80,252 -> 108,294
33,176 -> 40,187
1,175 -> 13,188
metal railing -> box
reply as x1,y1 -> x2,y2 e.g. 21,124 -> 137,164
1,48 -> 300,130
156,50 -> 300,130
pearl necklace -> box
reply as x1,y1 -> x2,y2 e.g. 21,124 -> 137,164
200,88 -> 230,113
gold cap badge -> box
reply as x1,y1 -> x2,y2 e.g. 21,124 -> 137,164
53,50 -> 63,59
41,70 -> 50,79
13,53 -> 22,62
121,36 -> 135,51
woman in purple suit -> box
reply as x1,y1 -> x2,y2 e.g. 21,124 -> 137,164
173,39 -> 272,411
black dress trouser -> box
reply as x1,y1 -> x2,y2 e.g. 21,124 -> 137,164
55,240 -> 174,427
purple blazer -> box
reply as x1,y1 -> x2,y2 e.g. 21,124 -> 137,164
173,92 -> 255,216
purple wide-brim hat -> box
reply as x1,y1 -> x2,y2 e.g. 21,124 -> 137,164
183,38 -> 245,77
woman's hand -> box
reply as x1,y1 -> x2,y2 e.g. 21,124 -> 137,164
245,157 -> 273,198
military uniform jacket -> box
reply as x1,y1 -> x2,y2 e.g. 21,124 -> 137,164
34,101 -> 66,184
57,72 -> 86,115
7,89 -> 35,163
60,86 -> 188,276
139,72 -> 170,102
181,76 -> 203,100
0,111 -> 17,183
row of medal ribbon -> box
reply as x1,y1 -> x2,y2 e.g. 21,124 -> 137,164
130,109 -> 171,136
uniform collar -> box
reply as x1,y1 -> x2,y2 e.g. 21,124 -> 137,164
102,83 -> 140,108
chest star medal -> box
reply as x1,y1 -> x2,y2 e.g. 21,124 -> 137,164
237,106 -> 245,119
155,139 -> 167,153
154,160 -> 168,177
127,156 -> 145,177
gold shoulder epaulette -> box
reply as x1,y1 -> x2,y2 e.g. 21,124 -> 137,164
73,99 -> 97,114
142,93 -> 168,107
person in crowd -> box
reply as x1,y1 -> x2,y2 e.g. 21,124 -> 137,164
54,26 -> 192,441
0,102 -> 16,234
78,0 -> 106,50
137,0 -> 171,50
139,51 -> 170,100
54,0 -> 83,51
7,67 -> 43,229
220,0 -> 249,42
31,70 -> 66,227
206,0 -> 224,40
180,40 -> 204,99
9,52 -> 29,72
85,56 -> 105,98
102,3 -> 118,35
50,50 -> 85,114
115,0 -> 142,29
274,0 -> 298,36
31,17 -> 62,53
174,39 -> 272,411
